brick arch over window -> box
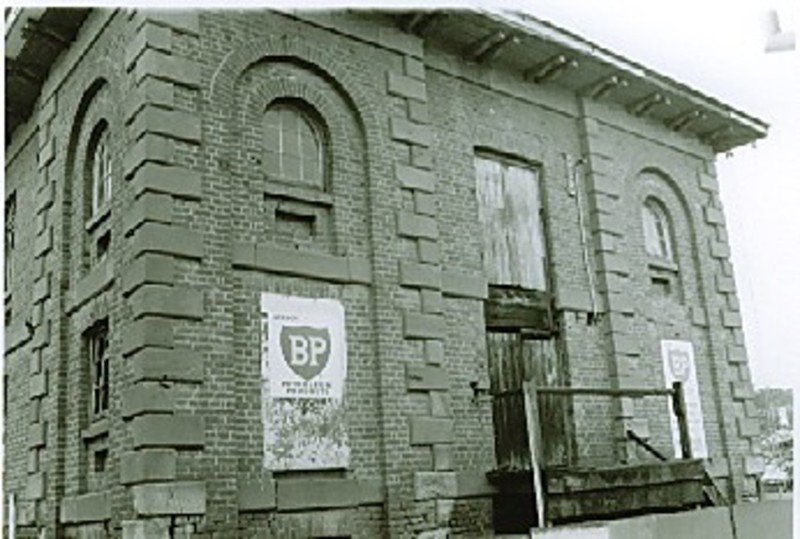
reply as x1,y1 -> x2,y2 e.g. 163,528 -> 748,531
64,70 -> 123,279
633,166 -> 735,479
635,168 -> 709,311
64,60 -> 125,190
240,78 -> 350,192
210,38 -> 387,259
59,63 -> 124,499
224,36 -> 389,263
71,89 -> 118,272
208,36 -> 381,147
636,167 -> 700,240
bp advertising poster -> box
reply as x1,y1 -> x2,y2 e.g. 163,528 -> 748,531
261,293 -> 346,400
661,339 -> 708,459
261,293 -> 349,470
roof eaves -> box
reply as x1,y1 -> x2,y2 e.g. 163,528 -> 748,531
477,8 -> 769,145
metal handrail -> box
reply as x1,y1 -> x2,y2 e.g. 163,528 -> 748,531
626,429 -> 668,461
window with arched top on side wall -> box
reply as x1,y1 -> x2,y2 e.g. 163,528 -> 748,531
263,100 -> 327,191
641,196 -> 681,301
83,120 -> 114,270
90,126 -> 112,218
86,121 -> 112,220
642,197 -> 675,262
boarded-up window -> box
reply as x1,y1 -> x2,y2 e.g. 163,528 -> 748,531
475,154 -> 546,290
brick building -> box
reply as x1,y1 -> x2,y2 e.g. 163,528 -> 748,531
4,8 -> 767,538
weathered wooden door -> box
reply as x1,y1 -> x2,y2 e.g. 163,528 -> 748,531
475,153 -> 568,470
487,331 -> 568,470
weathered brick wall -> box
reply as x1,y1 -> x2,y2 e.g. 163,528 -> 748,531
4,7 -> 763,538
198,9 -> 397,537
4,125 -> 40,532
580,100 -> 761,498
425,53 -> 619,471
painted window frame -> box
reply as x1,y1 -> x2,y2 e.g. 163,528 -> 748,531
642,197 -> 675,263
85,319 -> 110,420
88,124 -> 112,221
5,192 -> 16,293
262,100 -> 328,191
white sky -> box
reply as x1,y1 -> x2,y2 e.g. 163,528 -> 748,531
521,0 -> 799,390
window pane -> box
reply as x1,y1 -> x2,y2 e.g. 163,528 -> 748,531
87,322 -> 109,417
642,201 -> 673,261
282,119 -> 301,158
264,124 -> 281,151
263,103 -> 325,188
301,137 -> 322,188
283,155 -> 301,182
264,150 -> 282,178
90,130 -> 111,215
642,206 -> 661,257
264,109 -> 282,129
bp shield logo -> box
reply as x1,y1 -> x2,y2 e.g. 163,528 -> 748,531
668,349 -> 691,382
279,326 -> 331,381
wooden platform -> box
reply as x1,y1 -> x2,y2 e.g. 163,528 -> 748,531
488,459 -> 711,531
546,459 -> 709,523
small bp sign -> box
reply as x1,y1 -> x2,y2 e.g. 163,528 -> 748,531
661,340 -> 708,459
261,293 -> 346,399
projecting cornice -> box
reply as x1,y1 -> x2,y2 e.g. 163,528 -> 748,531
394,8 -> 768,153
5,7 -> 90,143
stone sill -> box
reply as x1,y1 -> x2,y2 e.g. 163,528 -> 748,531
647,257 -> 679,273
85,202 -> 112,233
81,417 -> 109,442
263,180 -> 333,207
232,242 -> 371,285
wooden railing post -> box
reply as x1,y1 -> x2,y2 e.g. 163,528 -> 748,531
523,380 -> 546,528
672,381 -> 692,459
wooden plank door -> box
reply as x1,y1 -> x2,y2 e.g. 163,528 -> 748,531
487,332 -> 568,470
488,331 -> 531,472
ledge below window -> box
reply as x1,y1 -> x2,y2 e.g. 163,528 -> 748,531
85,202 -> 111,233
647,257 -> 678,273
81,417 -> 109,441
232,241 -> 371,285
263,180 -> 333,207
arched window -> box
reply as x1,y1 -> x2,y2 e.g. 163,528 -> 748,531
263,102 -> 326,189
84,121 -> 113,268
642,198 -> 674,261
88,123 -> 112,219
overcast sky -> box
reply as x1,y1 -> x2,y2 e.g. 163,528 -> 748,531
524,0 -> 799,389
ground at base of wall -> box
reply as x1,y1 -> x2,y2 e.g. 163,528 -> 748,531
529,499 -> 792,539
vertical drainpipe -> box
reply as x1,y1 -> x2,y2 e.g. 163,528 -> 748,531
8,493 -> 16,539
